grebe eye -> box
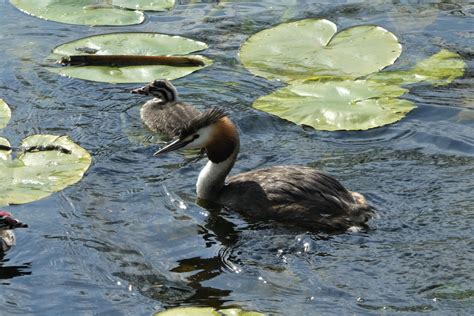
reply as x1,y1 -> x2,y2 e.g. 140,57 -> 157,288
193,134 -> 200,140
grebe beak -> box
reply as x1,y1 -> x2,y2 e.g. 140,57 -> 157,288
131,86 -> 149,95
154,138 -> 191,156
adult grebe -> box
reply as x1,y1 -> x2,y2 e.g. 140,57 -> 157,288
154,108 -> 376,232
0,211 -> 28,253
131,80 -> 201,138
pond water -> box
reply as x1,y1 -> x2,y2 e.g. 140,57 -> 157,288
1,0 -> 473,315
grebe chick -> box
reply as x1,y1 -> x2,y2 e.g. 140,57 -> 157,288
131,79 -> 201,138
0,211 -> 28,253
155,108 -> 376,232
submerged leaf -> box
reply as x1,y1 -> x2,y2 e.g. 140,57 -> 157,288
0,99 -> 11,129
0,135 -> 92,206
154,307 -> 264,316
9,0 -> 145,26
47,33 -> 211,83
240,18 -> 401,82
253,79 -> 415,131
367,50 -> 465,86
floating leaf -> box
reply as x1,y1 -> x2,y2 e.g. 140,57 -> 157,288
0,135 -> 92,206
9,0 -> 145,26
253,79 -> 415,131
47,32 -> 211,83
154,307 -> 264,316
367,49 -> 465,86
0,137 -> 11,161
112,0 -> 175,11
0,99 -> 11,129
240,18 -> 401,82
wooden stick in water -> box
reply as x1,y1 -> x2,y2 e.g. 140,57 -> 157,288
60,55 -> 205,67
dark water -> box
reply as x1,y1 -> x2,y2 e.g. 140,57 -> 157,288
1,0 -> 473,315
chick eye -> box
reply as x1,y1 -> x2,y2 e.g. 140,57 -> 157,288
193,134 -> 200,140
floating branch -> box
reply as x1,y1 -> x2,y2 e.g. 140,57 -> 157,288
0,144 -> 11,151
23,145 -> 72,155
0,144 -> 72,154
60,55 -> 206,67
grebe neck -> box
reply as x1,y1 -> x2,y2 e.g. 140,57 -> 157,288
196,126 -> 240,201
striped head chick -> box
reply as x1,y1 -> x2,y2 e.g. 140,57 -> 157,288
131,79 -> 178,104
130,79 -> 201,138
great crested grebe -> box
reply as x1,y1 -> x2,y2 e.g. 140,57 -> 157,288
131,80 -> 201,138
0,211 -> 27,253
154,108 -> 376,232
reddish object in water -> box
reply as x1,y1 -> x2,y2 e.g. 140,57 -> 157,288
0,211 -> 28,229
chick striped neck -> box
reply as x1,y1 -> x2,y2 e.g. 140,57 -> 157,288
151,80 -> 178,104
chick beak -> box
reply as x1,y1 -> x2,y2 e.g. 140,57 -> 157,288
154,138 -> 190,156
131,86 -> 149,95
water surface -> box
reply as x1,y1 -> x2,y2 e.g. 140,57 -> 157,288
0,1 -> 473,315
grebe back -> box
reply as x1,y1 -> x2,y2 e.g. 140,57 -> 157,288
154,108 -> 376,232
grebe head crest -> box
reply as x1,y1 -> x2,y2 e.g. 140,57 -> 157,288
154,108 -> 230,156
131,79 -> 178,103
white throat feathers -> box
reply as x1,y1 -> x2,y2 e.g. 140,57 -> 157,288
196,117 -> 240,200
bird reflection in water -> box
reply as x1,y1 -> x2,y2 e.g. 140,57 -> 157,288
0,255 -> 32,281
169,201 -> 242,309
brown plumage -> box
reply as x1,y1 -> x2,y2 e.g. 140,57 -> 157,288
131,80 -> 201,138
154,108 -> 376,233
220,166 -> 374,231
0,211 -> 27,253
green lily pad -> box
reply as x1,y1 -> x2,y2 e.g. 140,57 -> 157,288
367,49 -> 465,86
0,99 -> 11,129
9,0 -> 145,26
154,307 -> 264,316
0,135 -> 92,206
0,138 -> 11,161
253,79 -> 415,131
47,32 -> 212,83
112,0 -> 175,11
240,18 -> 401,82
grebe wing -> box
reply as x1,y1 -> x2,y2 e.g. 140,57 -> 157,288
221,166 -> 372,231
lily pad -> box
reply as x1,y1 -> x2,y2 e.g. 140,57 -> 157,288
47,32 -> 211,83
240,18 -> 402,82
252,79 -> 415,131
154,307 -> 264,316
0,99 -> 11,129
112,0 -> 175,11
367,49 -> 465,86
0,135 -> 92,206
9,0 -> 145,26
0,138 -> 11,161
